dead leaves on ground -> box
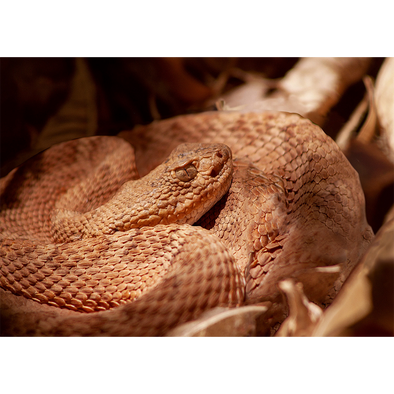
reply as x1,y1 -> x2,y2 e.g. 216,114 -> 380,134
214,58 -> 371,127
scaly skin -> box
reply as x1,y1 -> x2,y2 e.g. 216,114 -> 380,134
0,111 -> 373,336
1,142 -> 235,316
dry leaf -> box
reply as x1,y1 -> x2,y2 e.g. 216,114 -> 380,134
275,279 -> 323,337
214,74 -> 276,111
337,75 -> 378,150
375,57 -> 394,162
279,57 -> 370,125
166,306 -> 268,337
343,140 -> 394,232
0,59 -> 75,176
214,58 -> 370,127
1,58 -> 97,175
336,73 -> 394,232
312,217 -> 394,336
35,58 -> 98,150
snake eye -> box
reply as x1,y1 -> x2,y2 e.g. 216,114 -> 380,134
175,164 -> 197,182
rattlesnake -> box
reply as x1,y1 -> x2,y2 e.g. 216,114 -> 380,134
0,111 -> 373,336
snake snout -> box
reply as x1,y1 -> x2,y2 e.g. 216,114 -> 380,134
208,145 -> 232,178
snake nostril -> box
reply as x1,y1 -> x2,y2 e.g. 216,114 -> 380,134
216,151 -> 223,158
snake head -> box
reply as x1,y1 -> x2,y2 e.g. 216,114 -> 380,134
168,142 -> 232,181
148,142 -> 234,225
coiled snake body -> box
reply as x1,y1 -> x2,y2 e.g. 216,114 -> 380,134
0,111 -> 373,336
